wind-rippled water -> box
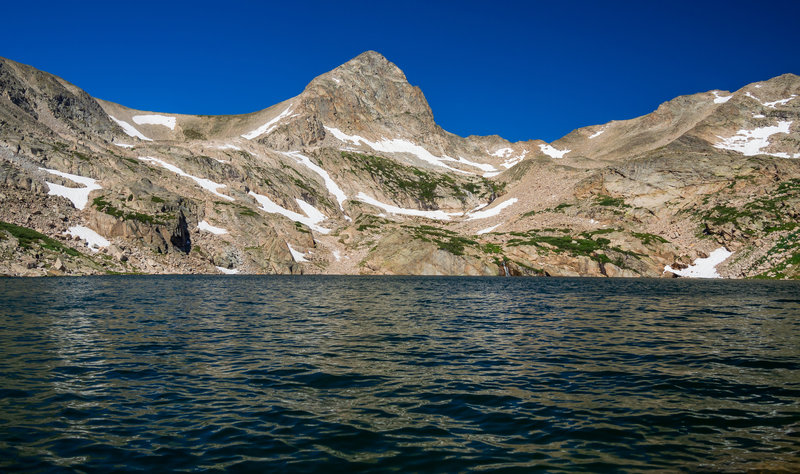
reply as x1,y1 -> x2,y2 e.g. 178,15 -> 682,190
1,276 -> 799,472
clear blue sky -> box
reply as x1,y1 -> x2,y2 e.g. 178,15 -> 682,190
2,0 -> 799,142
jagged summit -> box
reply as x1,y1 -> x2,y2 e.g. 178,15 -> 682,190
301,50 -> 433,128
331,51 -> 408,82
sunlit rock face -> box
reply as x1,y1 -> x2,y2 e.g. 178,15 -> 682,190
0,53 -> 798,278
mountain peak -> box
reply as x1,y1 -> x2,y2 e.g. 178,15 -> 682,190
333,51 -> 407,82
291,51 -> 434,142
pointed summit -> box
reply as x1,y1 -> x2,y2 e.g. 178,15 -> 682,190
335,51 -> 408,82
284,51 -> 436,144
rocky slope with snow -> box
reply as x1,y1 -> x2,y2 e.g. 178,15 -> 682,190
1,52 -> 798,278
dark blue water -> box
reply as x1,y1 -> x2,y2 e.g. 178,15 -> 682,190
0,276 -> 798,472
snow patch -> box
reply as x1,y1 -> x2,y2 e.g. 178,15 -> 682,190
763,95 -> 797,108
588,128 -> 606,139
454,156 -> 496,172
198,220 -> 228,235
664,247 -> 732,278
466,198 -> 518,220
712,91 -> 732,104
65,225 -> 110,252
745,92 -> 797,108
332,250 -> 341,261
114,142 -> 134,149
242,105 -> 296,140
355,192 -> 462,220
753,114 -> 766,119
138,157 -> 234,201
714,121 -> 793,157
539,144 -> 570,159
109,116 -> 152,141
133,114 -> 176,130
287,243 -> 309,262
770,152 -> 800,159
216,144 -> 242,151
491,147 -> 513,158
249,191 -> 331,234
216,266 -> 239,274
39,168 -> 102,210
283,151 -> 349,214
476,223 -> 502,235
501,150 -> 528,169
324,126 -> 474,174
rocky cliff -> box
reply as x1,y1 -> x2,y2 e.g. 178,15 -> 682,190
1,52 -> 798,278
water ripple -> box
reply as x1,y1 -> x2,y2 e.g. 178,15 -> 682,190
0,276 -> 799,471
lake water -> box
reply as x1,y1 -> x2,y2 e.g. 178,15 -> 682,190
0,276 -> 798,472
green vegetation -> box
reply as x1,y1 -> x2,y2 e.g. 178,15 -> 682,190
238,208 -> 258,217
595,194 -> 630,208
294,221 -> 311,234
341,151 -> 495,205
0,221 -> 79,257
506,228 -> 638,268
482,243 -> 502,254
150,196 -> 165,203
404,224 -> 478,256
522,202 -> 573,218
698,178 -> 800,234
182,129 -> 205,140
631,231 -> 669,246
754,228 -> 800,279
92,196 -> 168,226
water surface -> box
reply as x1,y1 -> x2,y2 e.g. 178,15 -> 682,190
1,276 -> 798,472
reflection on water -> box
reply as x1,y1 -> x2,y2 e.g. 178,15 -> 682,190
0,276 -> 799,471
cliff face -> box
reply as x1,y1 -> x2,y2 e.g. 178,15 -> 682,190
0,52 -> 798,278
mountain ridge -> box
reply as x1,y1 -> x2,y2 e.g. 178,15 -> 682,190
1,51 -> 798,278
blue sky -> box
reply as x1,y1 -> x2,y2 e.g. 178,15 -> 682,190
2,1 -> 799,142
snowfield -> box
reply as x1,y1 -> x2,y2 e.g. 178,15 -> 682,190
355,193 -> 462,220
249,191 -> 331,234
109,116 -> 152,141
466,198 -> 518,220
284,151 -> 349,213
138,157 -> 235,201
712,91 -> 733,104
65,225 -> 110,251
664,248 -> 732,278
216,144 -> 242,151
714,121 -> 793,157
763,95 -> 797,108
242,105 -> 296,140
476,223 -> 502,235
216,266 -> 239,274
132,114 -> 176,130
287,243 -> 309,262
501,150 -> 528,169
539,144 -> 570,159
491,148 -> 513,158
745,92 -> 797,108
39,168 -> 102,210
325,126 -> 477,174
198,220 -> 228,235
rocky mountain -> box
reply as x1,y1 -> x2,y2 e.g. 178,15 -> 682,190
1,51 -> 798,278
